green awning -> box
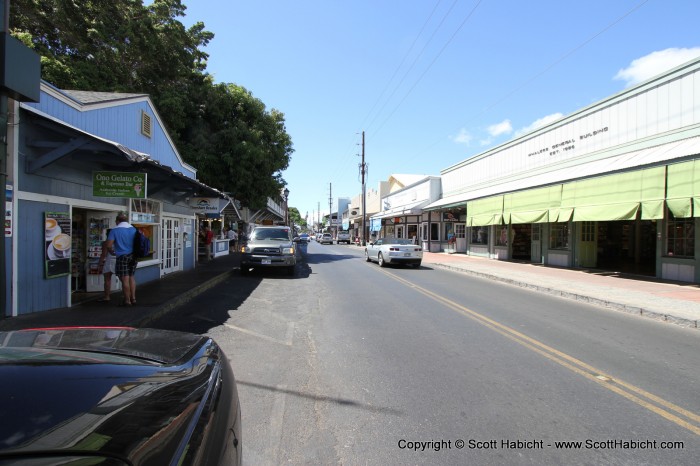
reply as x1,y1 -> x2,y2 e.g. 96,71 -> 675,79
503,185 -> 562,224
561,167 -> 665,222
467,195 -> 504,226
666,160 -> 700,217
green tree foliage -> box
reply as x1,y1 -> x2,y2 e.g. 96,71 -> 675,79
10,0 -> 292,208
288,207 -> 306,228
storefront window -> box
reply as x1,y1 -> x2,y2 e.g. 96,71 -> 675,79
549,223 -> 570,250
455,224 -> 466,239
444,222 -> 454,241
130,199 -> 160,260
430,223 -> 440,241
471,226 -> 489,245
496,226 -> 508,246
666,214 -> 694,258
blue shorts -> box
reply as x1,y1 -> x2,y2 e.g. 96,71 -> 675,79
116,254 -> 137,276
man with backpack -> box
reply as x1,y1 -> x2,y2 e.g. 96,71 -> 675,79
104,212 -> 137,306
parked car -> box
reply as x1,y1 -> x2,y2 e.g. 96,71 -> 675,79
336,230 -> 352,244
365,237 -> 423,267
319,233 -> 334,244
0,327 -> 242,465
241,225 -> 298,275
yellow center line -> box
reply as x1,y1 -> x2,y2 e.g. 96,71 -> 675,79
381,269 -> 700,436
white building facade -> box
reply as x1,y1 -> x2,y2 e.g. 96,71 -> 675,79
426,57 -> 700,282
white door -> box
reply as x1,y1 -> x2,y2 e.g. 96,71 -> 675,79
161,217 -> 182,276
396,225 -> 405,239
531,224 -> 542,263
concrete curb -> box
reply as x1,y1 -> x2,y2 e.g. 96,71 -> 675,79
135,269 -> 237,327
429,263 -> 699,330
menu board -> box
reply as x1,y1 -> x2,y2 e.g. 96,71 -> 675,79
45,212 -> 71,278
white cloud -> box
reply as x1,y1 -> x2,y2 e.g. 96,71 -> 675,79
614,47 -> 700,87
487,119 -> 512,137
514,113 -> 564,137
451,128 -> 472,145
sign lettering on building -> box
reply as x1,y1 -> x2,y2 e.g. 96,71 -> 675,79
93,172 -> 147,198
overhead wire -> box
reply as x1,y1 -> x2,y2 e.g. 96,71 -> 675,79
368,0 -> 484,140
402,0 -> 651,163
325,1 -> 448,207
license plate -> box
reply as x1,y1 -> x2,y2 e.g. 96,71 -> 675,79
262,259 -> 271,265
404,253 -> 411,257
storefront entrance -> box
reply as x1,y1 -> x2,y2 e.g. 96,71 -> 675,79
71,208 -> 121,303
511,224 -> 533,261
161,217 -> 182,275
596,220 -> 656,276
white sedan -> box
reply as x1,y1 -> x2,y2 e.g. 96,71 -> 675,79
365,237 -> 423,268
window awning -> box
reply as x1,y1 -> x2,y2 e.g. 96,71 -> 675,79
561,166 -> 666,221
467,195 -> 504,226
503,185 -> 562,224
666,159 -> 700,218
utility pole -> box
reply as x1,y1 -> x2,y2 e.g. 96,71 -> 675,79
360,131 -> 367,246
317,202 -> 320,232
328,183 -> 333,236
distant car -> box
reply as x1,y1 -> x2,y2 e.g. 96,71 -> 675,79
365,237 -> 423,267
319,233 -> 333,244
0,327 -> 242,465
241,225 -> 298,275
299,233 -> 310,243
336,230 -> 351,244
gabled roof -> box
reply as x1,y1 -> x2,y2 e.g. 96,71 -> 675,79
388,174 -> 430,189
60,90 -> 148,105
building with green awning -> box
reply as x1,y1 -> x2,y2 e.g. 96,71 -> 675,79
426,56 -> 700,283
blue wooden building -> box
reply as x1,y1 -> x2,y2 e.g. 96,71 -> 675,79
5,82 -> 226,316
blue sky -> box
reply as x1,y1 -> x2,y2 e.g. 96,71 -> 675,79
179,0 -> 700,223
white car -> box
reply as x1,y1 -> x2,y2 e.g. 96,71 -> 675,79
319,233 -> 334,244
336,231 -> 352,244
365,237 -> 422,268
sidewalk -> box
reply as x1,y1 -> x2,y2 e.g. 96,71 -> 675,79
0,254 -> 241,331
1,250 -> 698,331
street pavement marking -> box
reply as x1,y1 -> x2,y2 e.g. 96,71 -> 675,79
225,322 -> 295,346
381,269 -> 700,437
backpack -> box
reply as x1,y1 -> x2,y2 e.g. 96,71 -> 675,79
132,228 -> 150,258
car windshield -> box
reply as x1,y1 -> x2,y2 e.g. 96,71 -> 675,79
252,229 -> 290,241
383,238 -> 413,245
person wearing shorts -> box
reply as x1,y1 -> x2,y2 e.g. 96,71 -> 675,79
97,234 -> 117,302
105,212 -> 138,306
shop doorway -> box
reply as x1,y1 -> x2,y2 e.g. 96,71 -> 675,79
71,208 -> 121,304
396,225 -> 405,239
511,224 -> 532,261
578,221 -> 597,267
161,217 -> 182,276
407,224 -> 418,244
596,220 -> 656,276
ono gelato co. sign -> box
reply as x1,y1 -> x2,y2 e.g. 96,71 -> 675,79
93,172 -> 147,199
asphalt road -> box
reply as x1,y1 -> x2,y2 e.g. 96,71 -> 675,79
151,240 -> 700,465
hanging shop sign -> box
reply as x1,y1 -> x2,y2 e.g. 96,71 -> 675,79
443,211 -> 459,222
189,197 -> 221,215
45,211 -> 71,279
93,172 -> 147,199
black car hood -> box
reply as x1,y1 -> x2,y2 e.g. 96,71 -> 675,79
0,327 -> 232,464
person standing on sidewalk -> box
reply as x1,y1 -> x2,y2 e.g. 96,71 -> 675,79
96,229 -> 116,302
204,225 -> 214,260
104,212 -> 137,306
